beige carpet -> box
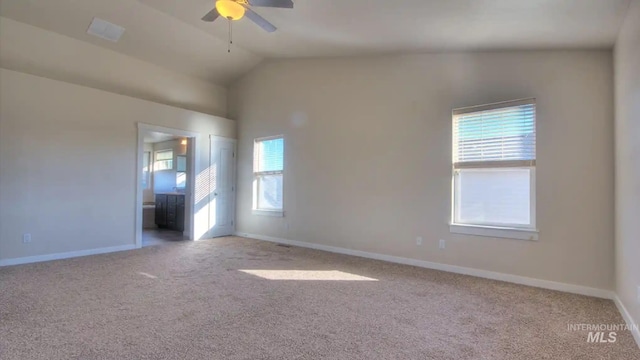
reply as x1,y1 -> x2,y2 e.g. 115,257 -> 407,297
1,237 -> 638,360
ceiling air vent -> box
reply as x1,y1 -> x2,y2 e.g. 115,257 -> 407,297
86,17 -> 125,42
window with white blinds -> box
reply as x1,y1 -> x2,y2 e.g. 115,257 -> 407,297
451,99 -> 537,237
253,136 -> 284,214
453,100 -> 536,167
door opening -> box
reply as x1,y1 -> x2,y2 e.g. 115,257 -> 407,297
135,124 -> 237,248
136,124 -> 198,248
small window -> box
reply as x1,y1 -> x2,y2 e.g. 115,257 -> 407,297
451,99 -> 537,240
253,136 -> 284,215
142,151 -> 151,189
176,155 -> 187,189
176,155 -> 187,172
155,150 -> 173,171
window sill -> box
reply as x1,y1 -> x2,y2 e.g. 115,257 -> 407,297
449,223 -> 538,241
252,209 -> 284,217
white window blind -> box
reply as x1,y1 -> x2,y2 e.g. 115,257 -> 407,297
451,99 -> 537,235
453,99 -> 536,168
254,137 -> 284,174
253,136 -> 284,212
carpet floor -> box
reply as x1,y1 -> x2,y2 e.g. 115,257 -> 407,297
1,237 -> 638,360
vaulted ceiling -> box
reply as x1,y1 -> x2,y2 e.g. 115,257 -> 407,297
0,0 -> 632,86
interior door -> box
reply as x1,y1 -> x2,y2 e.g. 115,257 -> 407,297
208,136 -> 236,237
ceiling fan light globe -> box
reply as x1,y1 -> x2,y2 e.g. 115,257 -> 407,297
216,0 -> 245,20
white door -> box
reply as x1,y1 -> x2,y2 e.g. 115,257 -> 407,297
208,136 -> 236,238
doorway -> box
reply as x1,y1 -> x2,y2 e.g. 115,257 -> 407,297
135,124 -> 237,248
136,124 -> 197,248
138,128 -> 193,246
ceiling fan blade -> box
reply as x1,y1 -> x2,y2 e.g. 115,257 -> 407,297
243,7 -> 277,32
201,8 -> 220,22
249,0 -> 293,8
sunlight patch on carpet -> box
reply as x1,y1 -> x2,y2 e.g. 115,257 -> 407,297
239,269 -> 378,281
138,272 -> 158,279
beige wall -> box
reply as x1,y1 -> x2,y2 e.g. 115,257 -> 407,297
0,17 -> 227,117
229,50 -> 615,290
614,0 -> 640,329
0,69 -> 235,261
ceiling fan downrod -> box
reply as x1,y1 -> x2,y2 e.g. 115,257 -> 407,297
228,18 -> 233,53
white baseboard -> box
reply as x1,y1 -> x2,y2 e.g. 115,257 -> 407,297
0,244 -> 137,267
234,232 -> 614,300
613,295 -> 640,349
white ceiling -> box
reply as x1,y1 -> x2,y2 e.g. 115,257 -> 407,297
0,0 -> 262,85
0,0 -> 631,86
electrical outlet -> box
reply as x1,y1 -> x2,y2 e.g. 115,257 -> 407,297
23,233 -> 32,244
439,239 -> 446,250
416,237 -> 423,246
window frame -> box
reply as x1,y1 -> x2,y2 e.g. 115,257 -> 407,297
450,98 -> 538,241
154,149 -> 174,171
252,135 -> 285,217
175,155 -> 187,190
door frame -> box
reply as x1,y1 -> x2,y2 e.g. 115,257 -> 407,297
209,135 -> 237,238
135,123 -> 199,248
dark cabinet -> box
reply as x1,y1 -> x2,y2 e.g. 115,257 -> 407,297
155,194 -> 185,232
155,194 -> 167,225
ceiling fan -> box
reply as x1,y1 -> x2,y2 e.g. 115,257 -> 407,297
201,0 -> 293,33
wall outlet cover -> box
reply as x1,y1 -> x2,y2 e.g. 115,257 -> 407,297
23,233 -> 32,243
416,237 -> 423,245
439,239 -> 446,249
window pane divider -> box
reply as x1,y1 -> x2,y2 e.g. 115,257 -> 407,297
454,160 -> 536,169
254,170 -> 283,176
